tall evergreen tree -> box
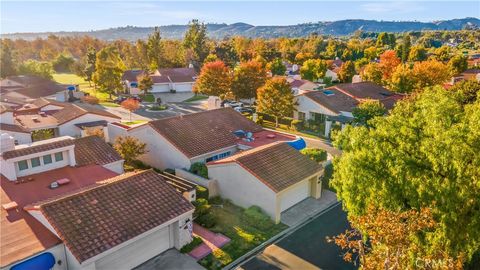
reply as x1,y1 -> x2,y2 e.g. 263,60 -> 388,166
183,19 -> 209,68
0,42 -> 16,78
147,27 -> 163,71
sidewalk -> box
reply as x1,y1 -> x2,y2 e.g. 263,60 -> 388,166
189,224 -> 230,260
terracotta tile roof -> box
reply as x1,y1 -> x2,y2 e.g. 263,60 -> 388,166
329,82 -> 395,100
303,89 -> 359,114
1,165 -> 118,267
31,97 -> 68,109
148,108 -> 262,158
15,113 -> 59,130
209,142 -> 322,192
52,103 -> 120,125
40,170 -> 194,263
2,138 -> 74,160
0,123 -> 30,134
74,136 -> 122,166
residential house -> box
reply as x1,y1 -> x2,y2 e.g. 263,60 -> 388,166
123,68 -> 197,103
294,81 -> 402,137
287,78 -> 322,95
460,69 -> 480,82
0,75 -> 82,107
1,135 -> 195,270
208,142 -> 323,223
0,104 -> 31,144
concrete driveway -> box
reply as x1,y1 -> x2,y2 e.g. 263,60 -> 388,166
134,249 -> 205,270
281,190 -> 338,227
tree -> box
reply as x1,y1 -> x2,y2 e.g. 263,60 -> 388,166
31,129 -> 54,141
400,33 -> 411,63
52,52 -> 75,72
390,64 -> 416,93
83,47 -> 96,87
413,60 -> 450,89
379,50 -> 401,80
300,59 -> 327,81
331,86 -> 480,261
361,63 -> 383,85
448,55 -> 468,76
338,60 -> 356,83
18,60 -> 53,79
194,60 -> 232,98
267,58 -> 286,76
300,148 -> 327,163
376,32 -> 396,49
113,136 -> 147,165
257,77 -> 294,127
147,27 -> 163,71
231,60 -> 266,100
408,45 -> 428,62
121,98 -> 140,122
93,46 -> 125,99
0,42 -> 16,78
352,100 -> 386,127
138,73 -> 153,95
364,46 -> 378,61
328,206 -> 463,269
183,19 -> 209,68
449,80 -> 480,105
434,46 -> 451,61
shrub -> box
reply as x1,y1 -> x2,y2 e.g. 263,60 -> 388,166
190,162 -> 208,178
193,198 -> 211,217
300,148 -> 328,162
195,213 -> 217,228
290,119 -> 304,131
244,206 -> 273,230
196,186 -> 209,200
150,105 -> 167,111
180,236 -> 203,253
209,196 -> 224,205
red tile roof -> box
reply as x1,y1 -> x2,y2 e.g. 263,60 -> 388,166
52,103 -> 120,125
328,82 -> 395,100
303,89 -> 359,114
2,138 -> 74,160
1,165 -> 118,267
148,108 -> 262,158
74,136 -> 123,166
0,123 -> 29,134
39,170 -> 194,263
209,142 -> 322,192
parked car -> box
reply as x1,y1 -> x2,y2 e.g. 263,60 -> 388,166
114,96 -> 142,104
234,107 -> 254,114
223,100 -> 244,108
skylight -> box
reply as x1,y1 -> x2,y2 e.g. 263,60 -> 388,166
323,90 -> 335,96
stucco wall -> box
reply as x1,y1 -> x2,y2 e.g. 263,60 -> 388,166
11,147 -> 75,179
102,160 -> 124,175
0,111 -> 14,124
58,114 -> 119,138
294,95 -> 338,120
277,179 -> 311,212
208,163 -> 278,220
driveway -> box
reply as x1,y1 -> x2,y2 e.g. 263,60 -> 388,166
281,190 -> 338,227
238,203 -> 357,270
134,249 -> 205,270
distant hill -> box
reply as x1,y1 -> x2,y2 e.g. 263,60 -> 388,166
2,17 -> 479,41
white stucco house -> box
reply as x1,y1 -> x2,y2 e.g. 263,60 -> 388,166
208,142 -> 323,223
0,104 -> 32,144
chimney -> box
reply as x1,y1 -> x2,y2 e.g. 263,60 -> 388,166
0,133 -> 15,153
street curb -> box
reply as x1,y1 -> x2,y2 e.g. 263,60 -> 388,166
222,201 -> 341,270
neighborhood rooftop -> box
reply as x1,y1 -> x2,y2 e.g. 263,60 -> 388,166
39,170 -> 194,263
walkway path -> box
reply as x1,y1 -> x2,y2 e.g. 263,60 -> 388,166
188,224 -> 230,260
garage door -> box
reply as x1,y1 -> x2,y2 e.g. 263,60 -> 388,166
175,83 -> 193,92
280,181 -> 310,212
151,84 -> 170,93
95,225 -> 172,270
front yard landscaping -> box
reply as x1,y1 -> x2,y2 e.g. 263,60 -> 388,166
122,120 -> 148,126
197,198 -> 287,270
140,94 -> 155,103
53,73 -> 116,101
184,94 -> 208,102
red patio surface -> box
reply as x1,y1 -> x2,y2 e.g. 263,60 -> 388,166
188,223 -> 230,260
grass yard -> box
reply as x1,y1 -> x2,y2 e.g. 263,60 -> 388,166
140,94 -> 155,103
261,120 -> 326,140
52,73 -> 115,101
121,120 -> 148,126
198,201 -> 287,270
184,94 -> 208,102
99,102 -> 120,107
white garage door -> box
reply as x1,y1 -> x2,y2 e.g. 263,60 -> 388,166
280,181 -> 310,212
151,84 -> 170,93
174,83 -> 193,92
95,225 -> 172,270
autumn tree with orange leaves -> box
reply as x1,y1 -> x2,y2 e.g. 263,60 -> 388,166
194,60 -> 232,98
379,50 -> 401,80
121,98 -> 140,122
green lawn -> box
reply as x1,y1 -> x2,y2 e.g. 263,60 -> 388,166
99,102 -> 120,107
121,120 -> 147,126
198,201 -> 287,269
140,94 -> 155,103
52,73 -> 115,101
261,120 -> 326,140
184,94 -> 208,102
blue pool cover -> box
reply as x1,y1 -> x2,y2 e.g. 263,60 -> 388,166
287,137 -> 306,150
11,252 -> 55,270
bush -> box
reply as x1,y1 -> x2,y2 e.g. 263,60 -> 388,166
209,196 -> 224,205
149,105 -> 167,111
193,198 -> 211,217
290,119 -> 304,131
256,115 -> 263,125
300,148 -> 328,162
180,236 -> 203,253
196,186 -> 209,200
243,206 -> 273,230
195,213 -> 217,228
190,162 -> 208,178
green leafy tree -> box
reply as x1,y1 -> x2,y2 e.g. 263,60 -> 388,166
214,39 -> 239,68
364,46 -> 378,61
147,27 -> 163,71
300,59 -> 327,81
338,60 -> 356,83
93,46 -> 125,99
194,60 -> 232,98
267,58 -> 286,76
52,52 -> 75,72
183,19 -> 209,68
332,86 -> 480,261
113,136 -> 147,165
362,62 -> 383,85
0,42 -> 16,78
138,73 -> 153,95
257,77 -> 294,127
18,60 -> 53,79
408,45 -> 428,62
434,45 -> 451,61
83,47 -> 96,87
390,64 -> 416,93
231,60 -> 266,100
352,100 -> 386,127
413,60 -> 450,89
449,80 -> 480,105
300,148 -> 328,163
400,33 -> 411,62
448,55 -> 468,76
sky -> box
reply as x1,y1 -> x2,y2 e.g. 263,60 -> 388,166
1,1 -> 479,34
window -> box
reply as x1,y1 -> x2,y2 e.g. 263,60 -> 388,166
206,151 -> 231,162
43,154 -> 53,165
298,112 -> 306,120
31,157 -> 41,167
218,151 -> 231,159
18,160 -> 28,171
55,152 -> 63,162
